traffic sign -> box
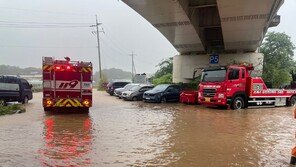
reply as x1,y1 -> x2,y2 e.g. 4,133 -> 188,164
209,54 -> 219,64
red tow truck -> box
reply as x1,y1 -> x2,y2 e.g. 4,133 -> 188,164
198,64 -> 296,109
42,57 -> 93,111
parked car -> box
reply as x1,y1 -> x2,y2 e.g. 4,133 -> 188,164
114,83 -> 138,98
106,81 -> 130,96
0,76 -> 33,106
122,84 -> 154,101
143,84 -> 181,103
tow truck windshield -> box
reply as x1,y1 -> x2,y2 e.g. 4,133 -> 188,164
201,69 -> 226,82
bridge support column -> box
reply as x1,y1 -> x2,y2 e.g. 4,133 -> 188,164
173,53 -> 264,83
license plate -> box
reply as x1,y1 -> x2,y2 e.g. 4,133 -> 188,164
205,97 -> 211,102
146,97 -> 150,100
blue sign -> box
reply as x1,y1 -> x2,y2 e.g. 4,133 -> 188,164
209,54 -> 219,64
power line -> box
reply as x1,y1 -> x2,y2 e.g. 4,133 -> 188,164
0,21 -> 92,28
0,6 -> 92,17
0,25 -> 92,28
0,45 -> 96,48
0,20 -> 93,25
99,38 -> 127,57
101,25 -> 131,54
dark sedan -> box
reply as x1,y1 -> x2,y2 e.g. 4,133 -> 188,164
143,84 -> 181,103
106,81 -> 130,96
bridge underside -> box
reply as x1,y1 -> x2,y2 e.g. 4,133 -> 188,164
123,0 -> 283,54
123,0 -> 283,82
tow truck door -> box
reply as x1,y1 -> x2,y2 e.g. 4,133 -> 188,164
227,67 -> 246,94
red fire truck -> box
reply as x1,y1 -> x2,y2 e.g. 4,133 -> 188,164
198,64 -> 296,109
42,57 -> 92,111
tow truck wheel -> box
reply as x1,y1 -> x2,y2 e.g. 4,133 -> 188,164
290,96 -> 296,106
231,96 -> 245,110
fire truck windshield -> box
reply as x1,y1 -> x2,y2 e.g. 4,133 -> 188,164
201,69 -> 226,82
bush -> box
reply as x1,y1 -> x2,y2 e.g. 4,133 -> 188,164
0,104 -> 26,116
152,73 -> 172,85
97,73 -> 108,91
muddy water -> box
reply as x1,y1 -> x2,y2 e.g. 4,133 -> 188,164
0,92 -> 295,166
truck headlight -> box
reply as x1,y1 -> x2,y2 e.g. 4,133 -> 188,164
218,93 -> 224,98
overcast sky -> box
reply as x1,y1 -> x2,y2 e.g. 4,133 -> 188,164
0,0 -> 295,74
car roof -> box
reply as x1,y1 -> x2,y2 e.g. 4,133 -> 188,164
139,84 -> 153,87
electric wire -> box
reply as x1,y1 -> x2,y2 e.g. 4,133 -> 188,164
99,38 -> 127,69
0,45 -> 96,49
0,6 -> 92,17
0,20 -> 93,28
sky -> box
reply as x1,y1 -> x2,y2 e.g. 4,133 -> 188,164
0,0 -> 295,74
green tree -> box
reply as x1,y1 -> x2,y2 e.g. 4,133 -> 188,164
152,57 -> 173,84
261,32 -> 295,88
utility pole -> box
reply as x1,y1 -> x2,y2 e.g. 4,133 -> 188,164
91,15 -> 103,80
129,52 -> 136,82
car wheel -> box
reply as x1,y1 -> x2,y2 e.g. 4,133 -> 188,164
161,97 -> 167,103
231,96 -> 244,110
0,99 -> 6,107
22,96 -> 29,104
132,96 -> 138,101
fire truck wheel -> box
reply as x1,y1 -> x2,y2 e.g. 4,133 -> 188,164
82,107 -> 89,112
290,96 -> 296,106
231,96 -> 245,110
0,99 -> 6,107
22,96 -> 29,104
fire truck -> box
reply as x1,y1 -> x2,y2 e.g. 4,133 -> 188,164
42,57 -> 92,111
198,64 -> 296,109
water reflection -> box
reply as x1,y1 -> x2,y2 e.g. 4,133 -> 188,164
39,113 -> 92,166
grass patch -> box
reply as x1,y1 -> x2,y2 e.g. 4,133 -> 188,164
0,104 -> 26,116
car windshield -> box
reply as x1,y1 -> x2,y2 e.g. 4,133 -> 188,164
201,69 -> 226,82
130,85 -> 141,91
152,85 -> 169,91
124,84 -> 135,90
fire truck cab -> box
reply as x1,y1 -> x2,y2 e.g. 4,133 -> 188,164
198,65 -> 296,109
42,57 -> 92,111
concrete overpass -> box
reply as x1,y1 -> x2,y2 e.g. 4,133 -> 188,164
122,0 -> 284,82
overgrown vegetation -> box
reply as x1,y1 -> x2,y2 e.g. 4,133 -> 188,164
0,104 -> 26,116
152,57 -> 173,85
97,73 -> 108,91
261,32 -> 296,88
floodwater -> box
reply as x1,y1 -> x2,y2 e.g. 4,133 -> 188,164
0,92 -> 295,167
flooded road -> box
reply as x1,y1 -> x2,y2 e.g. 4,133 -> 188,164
0,91 -> 295,166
